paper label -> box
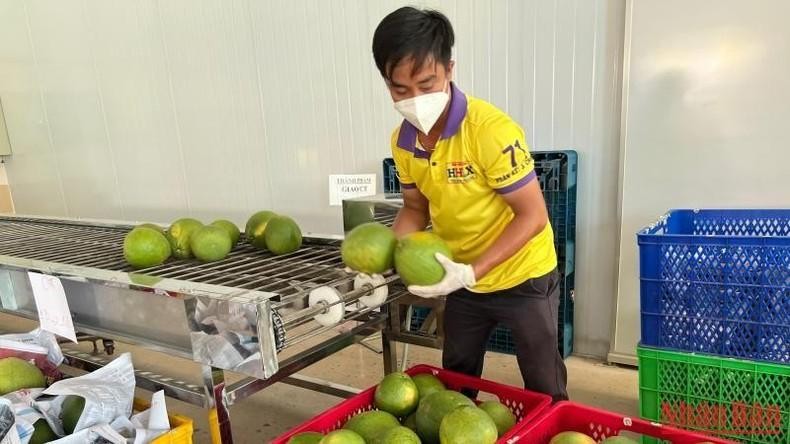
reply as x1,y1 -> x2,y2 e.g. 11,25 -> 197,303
0,270 -> 15,310
328,174 -> 376,206
27,272 -> 77,343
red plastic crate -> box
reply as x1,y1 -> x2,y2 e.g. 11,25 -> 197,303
518,401 -> 735,443
271,364 -> 552,443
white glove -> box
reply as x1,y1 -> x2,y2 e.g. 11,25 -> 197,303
408,253 -> 476,298
354,271 -> 384,283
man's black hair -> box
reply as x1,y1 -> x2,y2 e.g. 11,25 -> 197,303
372,7 -> 454,81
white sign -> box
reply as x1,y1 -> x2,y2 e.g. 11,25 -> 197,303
27,272 -> 77,343
328,174 -> 377,206
0,270 -> 15,310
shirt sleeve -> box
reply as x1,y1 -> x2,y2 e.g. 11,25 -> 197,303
477,115 -> 536,193
390,128 -> 416,189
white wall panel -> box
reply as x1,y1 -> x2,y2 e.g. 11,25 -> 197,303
584,0 -> 627,357
84,1 -> 189,223
0,1 -> 67,216
0,0 -> 625,358
27,0 -> 123,219
611,0 -> 790,363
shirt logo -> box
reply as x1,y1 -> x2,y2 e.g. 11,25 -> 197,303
446,161 -> 476,184
494,140 -> 533,184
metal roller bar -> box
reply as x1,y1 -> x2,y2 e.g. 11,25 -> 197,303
143,245 -> 283,277
0,227 -> 122,244
155,249 -> 270,279
25,246 -> 120,265
278,274 -> 401,329
77,256 -> 130,270
0,218 -> 355,300
274,310 -> 317,332
218,252 -> 340,291
0,237 -> 99,255
282,290 -> 406,348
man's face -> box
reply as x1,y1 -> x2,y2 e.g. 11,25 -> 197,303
386,57 -> 454,102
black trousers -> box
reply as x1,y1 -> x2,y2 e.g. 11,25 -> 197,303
442,268 -> 569,402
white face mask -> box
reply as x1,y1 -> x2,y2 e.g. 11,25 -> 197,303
393,81 -> 450,134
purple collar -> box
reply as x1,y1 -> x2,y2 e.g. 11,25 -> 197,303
396,82 -> 468,157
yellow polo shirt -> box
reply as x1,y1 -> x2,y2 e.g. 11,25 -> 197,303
391,83 -> 557,293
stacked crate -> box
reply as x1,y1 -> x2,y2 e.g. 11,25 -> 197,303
636,209 -> 790,443
383,150 -> 577,358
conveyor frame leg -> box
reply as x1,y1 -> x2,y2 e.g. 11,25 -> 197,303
203,365 -> 233,444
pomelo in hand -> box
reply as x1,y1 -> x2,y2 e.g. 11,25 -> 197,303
394,232 -> 453,286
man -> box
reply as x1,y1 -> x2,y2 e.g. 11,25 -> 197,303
372,7 -> 568,401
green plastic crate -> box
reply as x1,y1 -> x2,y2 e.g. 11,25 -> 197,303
638,345 -> 790,444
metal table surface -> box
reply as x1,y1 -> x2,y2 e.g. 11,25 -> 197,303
0,214 -> 405,443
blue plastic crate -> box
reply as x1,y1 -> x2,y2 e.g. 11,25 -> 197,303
383,158 -> 399,195
534,151 -> 577,277
486,272 -> 574,358
558,272 -> 574,357
639,209 -> 790,364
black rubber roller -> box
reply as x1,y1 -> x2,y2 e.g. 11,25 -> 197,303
271,311 -> 286,352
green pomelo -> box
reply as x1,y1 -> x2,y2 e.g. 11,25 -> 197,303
341,222 -> 396,274
402,412 -> 418,432
549,431 -> 597,444
478,400 -> 517,437
394,232 -> 453,286
412,373 -> 446,401
29,419 -> 57,444
374,372 -> 419,417
123,227 -> 171,269
190,226 -> 233,262
165,218 -> 203,259
61,395 -> 85,434
210,219 -> 241,245
439,406 -> 498,444
136,223 -> 164,233
287,431 -> 324,444
0,357 -> 46,395
319,429 -> 365,444
245,210 -> 277,249
264,215 -> 302,255
372,425 -> 421,444
415,389 -> 475,444
343,410 -> 400,442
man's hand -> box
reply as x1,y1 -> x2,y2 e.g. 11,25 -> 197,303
408,253 -> 476,298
